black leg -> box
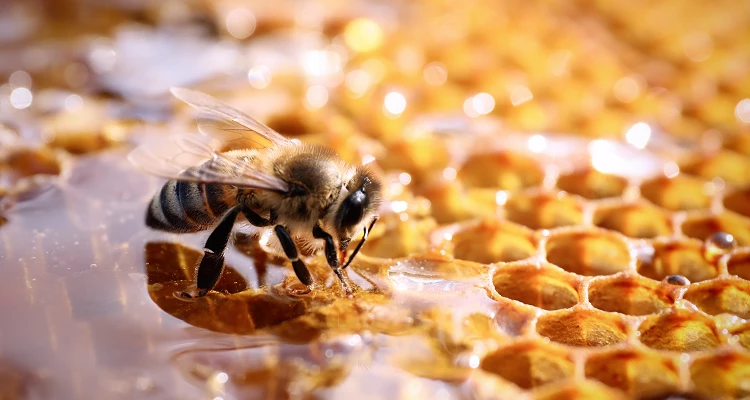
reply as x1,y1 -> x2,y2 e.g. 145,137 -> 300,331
313,225 -> 350,291
312,225 -> 339,268
342,216 -> 378,269
241,207 -> 276,227
194,205 -> 242,296
274,225 -> 313,285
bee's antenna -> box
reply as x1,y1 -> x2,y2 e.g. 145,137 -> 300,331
342,216 -> 378,269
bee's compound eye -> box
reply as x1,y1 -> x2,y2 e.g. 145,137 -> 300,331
339,191 -> 366,228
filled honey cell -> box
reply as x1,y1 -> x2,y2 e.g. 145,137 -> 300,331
534,380 -> 629,400
730,322 -> 750,350
545,230 -> 631,276
680,150 -> 750,187
681,213 -> 750,246
361,217 -> 437,259
691,352 -> 750,399
378,136 -> 451,184
727,251 -> 750,280
504,191 -> 584,230
419,180 -> 496,224
536,309 -> 629,347
639,175 -> 711,211
637,239 -> 718,283
480,341 -> 574,389
493,264 -> 580,310
588,275 -> 674,316
638,309 -> 722,352
725,134 -> 750,156
457,150 -> 544,191
683,279 -> 750,319
584,349 -> 681,399
451,219 -> 537,264
556,168 -> 628,200
723,188 -> 750,218
593,202 -> 672,239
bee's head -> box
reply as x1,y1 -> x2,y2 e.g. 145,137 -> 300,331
334,165 -> 381,250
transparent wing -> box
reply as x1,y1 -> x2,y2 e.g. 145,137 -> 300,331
170,87 -> 291,151
128,134 -> 289,192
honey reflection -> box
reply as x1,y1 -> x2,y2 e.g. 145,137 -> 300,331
142,241 -> 421,341
144,241 -> 308,335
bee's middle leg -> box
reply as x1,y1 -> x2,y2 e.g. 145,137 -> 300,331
312,225 -> 350,291
274,225 -> 313,286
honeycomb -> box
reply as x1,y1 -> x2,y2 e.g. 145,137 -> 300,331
2,0 -> 750,399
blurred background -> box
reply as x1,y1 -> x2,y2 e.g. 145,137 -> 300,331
2,0 -> 749,144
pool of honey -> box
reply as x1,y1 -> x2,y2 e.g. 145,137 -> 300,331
2,0 -> 750,399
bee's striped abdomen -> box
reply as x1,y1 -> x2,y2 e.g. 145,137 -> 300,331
145,179 -> 236,233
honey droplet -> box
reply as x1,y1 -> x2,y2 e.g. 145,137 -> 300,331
703,232 -> 737,263
665,275 -> 690,286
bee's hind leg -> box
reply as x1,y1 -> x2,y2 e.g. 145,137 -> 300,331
312,225 -> 351,294
192,205 -> 242,297
274,225 -> 314,286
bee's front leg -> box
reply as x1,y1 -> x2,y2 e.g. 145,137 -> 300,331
312,225 -> 351,293
192,205 -> 242,297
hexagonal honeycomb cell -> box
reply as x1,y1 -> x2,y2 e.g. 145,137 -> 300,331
680,150 -> 750,187
361,211 -> 437,259
584,349 -> 681,398
419,180 -> 495,224
450,219 -> 537,264
638,309 -> 722,351
588,275 -> 674,315
457,150 -> 544,191
683,279 -> 750,319
534,380 -> 629,400
480,340 -> 574,389
536,309 -> 629,347
639,175 -> 711,211
493,263 -> 580,310
723,188 -> 750,218
682,213 -> 750,246
545,229 -> 631,276
729,321 -> 750,350
593,202 -> 672,239
378,136 -> 451,184
504,191 -> 584,230
556,168 -> 628,200
637,239 -> 718,283
690,352 -> 750,399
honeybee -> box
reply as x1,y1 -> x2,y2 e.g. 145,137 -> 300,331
129,88 -> 381,297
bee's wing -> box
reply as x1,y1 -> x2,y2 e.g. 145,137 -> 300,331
128,134 -> 289,192
170,87 -> 291,151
